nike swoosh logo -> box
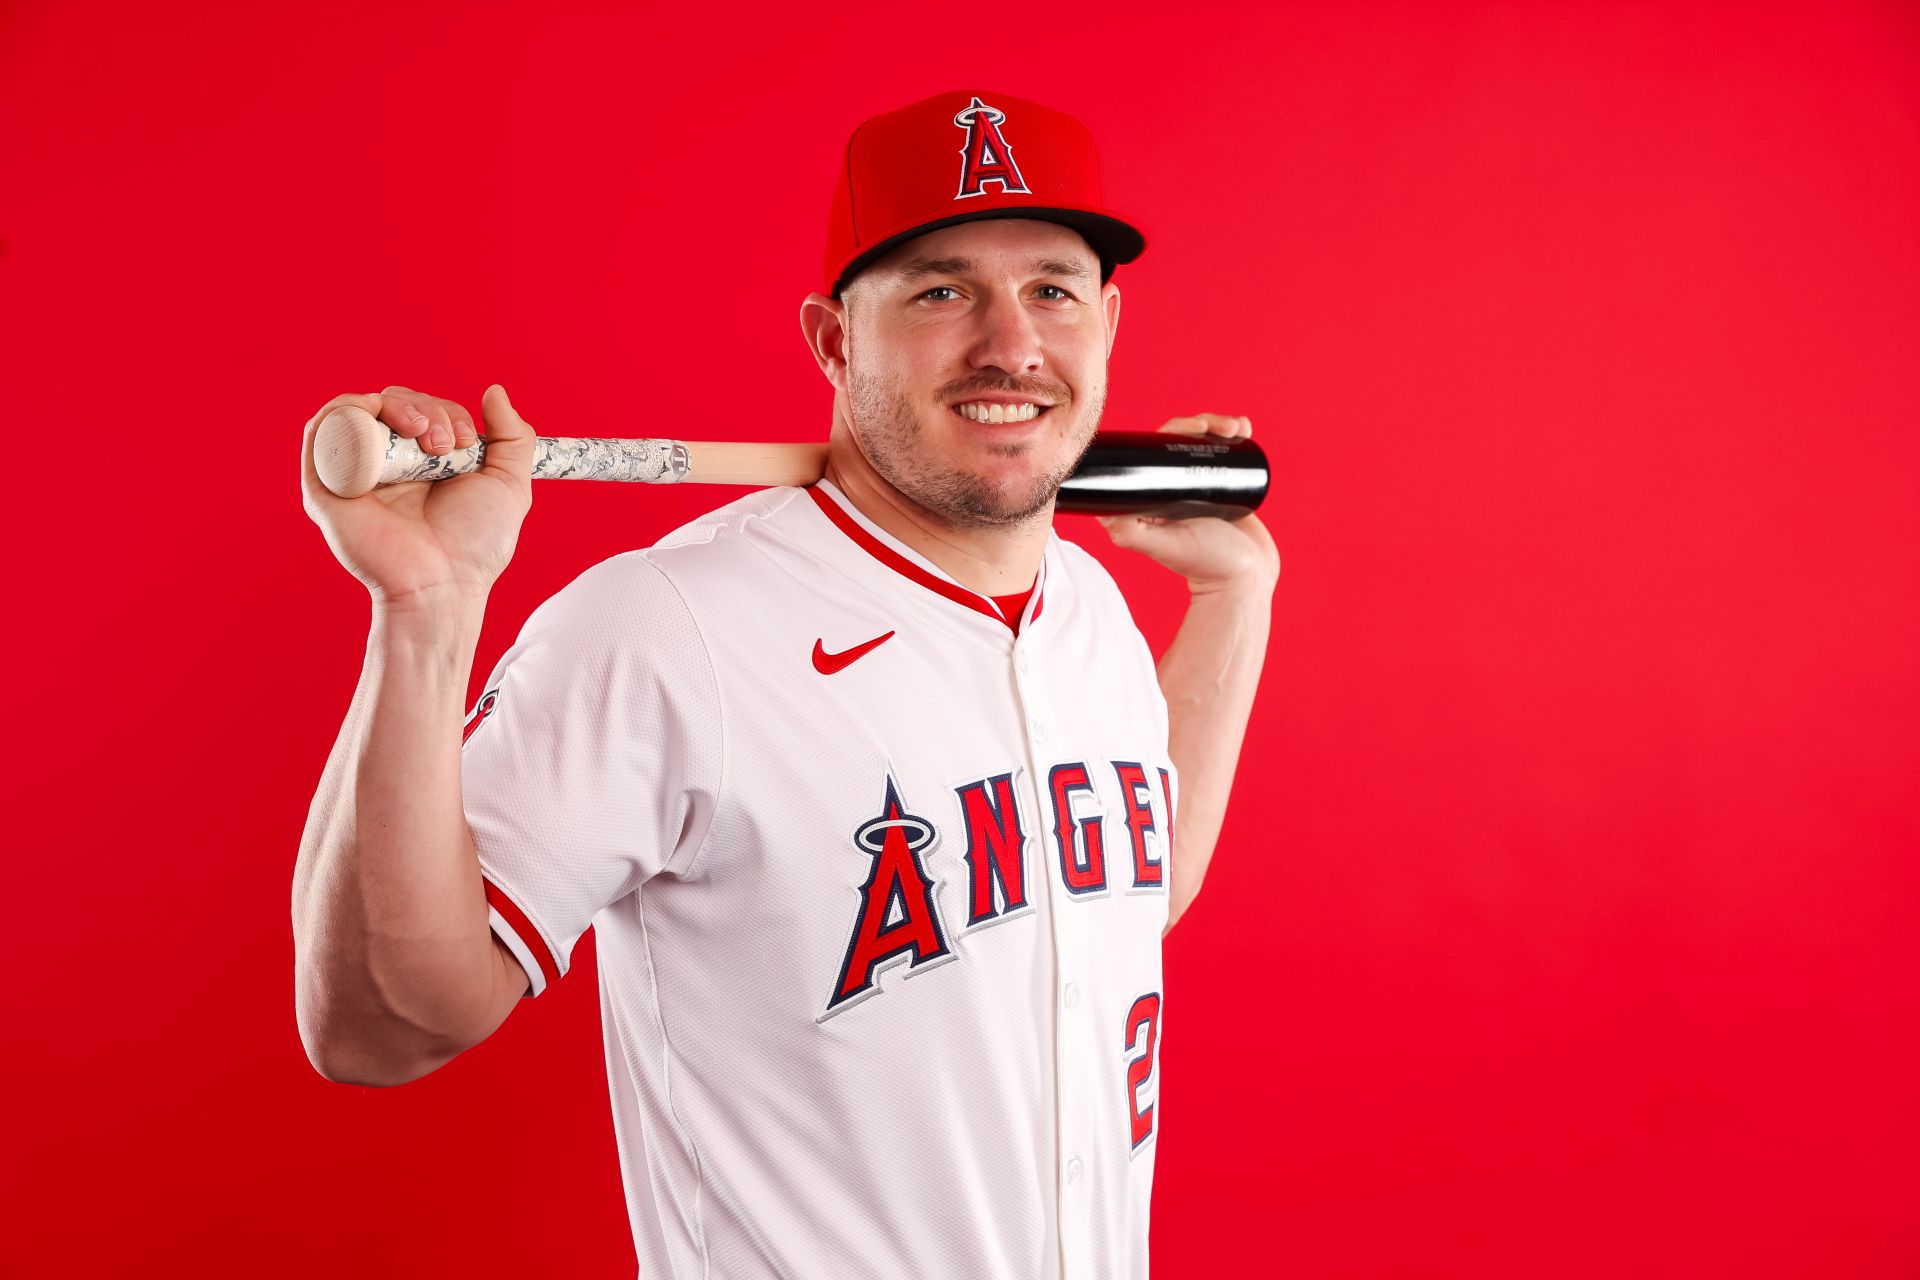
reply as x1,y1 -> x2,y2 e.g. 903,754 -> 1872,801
812,630 -> 896,675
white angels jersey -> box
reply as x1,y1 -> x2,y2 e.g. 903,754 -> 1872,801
461,479 -> 1175,1280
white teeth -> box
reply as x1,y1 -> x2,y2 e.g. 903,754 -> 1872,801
954,401 -> 1042,423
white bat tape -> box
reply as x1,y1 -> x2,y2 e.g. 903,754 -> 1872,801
378,433 -> 691,485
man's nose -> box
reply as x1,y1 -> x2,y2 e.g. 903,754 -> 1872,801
966,288 -> 1045,376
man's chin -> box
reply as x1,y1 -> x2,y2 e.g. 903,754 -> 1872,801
935,472 -> 1062,527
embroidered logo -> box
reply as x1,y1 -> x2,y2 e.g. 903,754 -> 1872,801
820,776 -> 953,1019
461,688 -> 499,747
953,96 -> 1030,200
812,630 -> 896,675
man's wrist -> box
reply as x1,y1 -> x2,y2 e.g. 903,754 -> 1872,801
1187,566 -> 1280,602
368,588 -> 490,664
370,581 -> 492,622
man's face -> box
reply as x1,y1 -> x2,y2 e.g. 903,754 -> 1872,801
837,218 -> 1121,528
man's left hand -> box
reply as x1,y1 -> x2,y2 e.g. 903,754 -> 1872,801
1097,413 -> 1281,594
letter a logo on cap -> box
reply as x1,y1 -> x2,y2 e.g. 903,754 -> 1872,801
953,96 -> 1031,200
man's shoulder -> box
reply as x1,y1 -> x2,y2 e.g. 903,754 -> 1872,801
527,486 -> 820,638
551,485 -> 815,599
649,484 -> 816,557
639,484 -> 825,600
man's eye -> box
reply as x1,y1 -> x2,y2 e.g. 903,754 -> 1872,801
917,285 -> 1075,302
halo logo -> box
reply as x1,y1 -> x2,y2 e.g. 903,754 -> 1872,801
953,96 -> 1031,199
820,776 -> 954,1019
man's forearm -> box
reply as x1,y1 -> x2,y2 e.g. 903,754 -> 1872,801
1159,579 -> 1275,934
292,595 -> 505,1082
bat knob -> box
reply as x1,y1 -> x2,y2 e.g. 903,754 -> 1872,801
314,404 -> 392,499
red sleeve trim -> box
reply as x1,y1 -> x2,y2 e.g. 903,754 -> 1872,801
484,877 -> 562,990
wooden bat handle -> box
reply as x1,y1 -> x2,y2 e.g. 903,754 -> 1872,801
312,405 -> 828,499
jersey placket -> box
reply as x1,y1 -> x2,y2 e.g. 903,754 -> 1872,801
1009,570 -> 1096,1280
806,483 -> 1099,1273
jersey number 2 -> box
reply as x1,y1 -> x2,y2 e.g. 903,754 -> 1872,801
1123,992 -> 1162,1151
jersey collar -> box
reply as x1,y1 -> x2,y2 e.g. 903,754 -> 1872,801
806,480 -> 1049,632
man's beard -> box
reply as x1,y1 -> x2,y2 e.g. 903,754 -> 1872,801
847,367 -> 1103,529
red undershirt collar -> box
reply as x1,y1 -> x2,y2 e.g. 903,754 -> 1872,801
991,587 -> 1035,635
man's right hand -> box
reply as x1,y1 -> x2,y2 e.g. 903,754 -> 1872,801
300,384 -> 536,606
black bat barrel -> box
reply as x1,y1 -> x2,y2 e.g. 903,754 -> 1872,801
1056,431 -> 1269,521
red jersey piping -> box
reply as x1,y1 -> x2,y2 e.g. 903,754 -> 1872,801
806,483 -> 1047,630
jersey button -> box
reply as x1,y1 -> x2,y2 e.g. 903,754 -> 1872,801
1067,1156 -> 1084,1185
1030,716 -> 1048,742
1064,982 -> 1080,1009
1015,650 -> 1031,675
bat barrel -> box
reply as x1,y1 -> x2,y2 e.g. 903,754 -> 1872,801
1058,432 -> 1269,520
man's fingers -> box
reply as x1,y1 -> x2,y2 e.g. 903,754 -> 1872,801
444,399 -> 478,449
1191,412 -> 1249,437
373,387 -> 477,451
383,386 -> 460,455
377,385 -> 449,454
406,389 -> 478,450
377,387 -> 431,442
1155,412 -> 1253,439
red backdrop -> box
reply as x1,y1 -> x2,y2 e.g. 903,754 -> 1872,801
4,1 -> 1916,1275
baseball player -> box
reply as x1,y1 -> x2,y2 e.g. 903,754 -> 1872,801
294,90 -> 1277,1279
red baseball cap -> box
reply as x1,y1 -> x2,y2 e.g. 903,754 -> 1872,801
822,89 -> 1147,299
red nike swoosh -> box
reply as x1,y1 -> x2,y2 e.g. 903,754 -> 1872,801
812,630 -> 896,675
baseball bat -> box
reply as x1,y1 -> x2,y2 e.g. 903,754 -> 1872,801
312,405 -> 1268,520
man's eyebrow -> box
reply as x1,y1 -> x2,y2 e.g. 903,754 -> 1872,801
897,256 -> 973,281
895,255 -> 1095,283
1033,258 -> 1094,281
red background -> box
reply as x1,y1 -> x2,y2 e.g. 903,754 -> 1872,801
4,1 -> 1916,1275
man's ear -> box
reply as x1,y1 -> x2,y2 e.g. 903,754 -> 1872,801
799,292 -> 851,391
1102,281 -> 1122,359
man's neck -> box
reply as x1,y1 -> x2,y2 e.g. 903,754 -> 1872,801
821,421 -> 1049,598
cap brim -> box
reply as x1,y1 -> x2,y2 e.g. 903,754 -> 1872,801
830,207 -> 1147,298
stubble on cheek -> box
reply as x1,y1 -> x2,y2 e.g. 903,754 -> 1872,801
846,361 -> 1107,529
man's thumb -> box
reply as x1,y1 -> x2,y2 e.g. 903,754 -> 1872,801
478,383 -> 536,483
1099,513 -> 1147,548
1099,512 -> 1182,557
